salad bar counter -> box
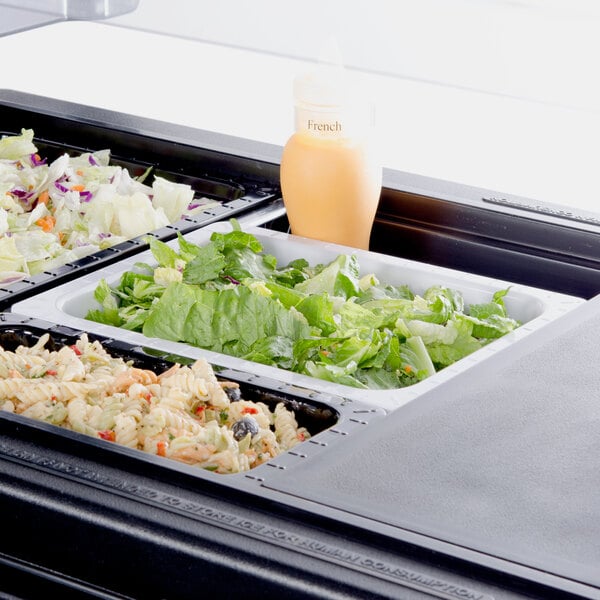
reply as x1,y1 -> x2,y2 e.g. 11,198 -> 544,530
2,90 -> 600,600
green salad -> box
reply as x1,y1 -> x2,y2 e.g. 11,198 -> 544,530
86,220 -> 521,390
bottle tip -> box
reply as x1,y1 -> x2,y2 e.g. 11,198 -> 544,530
294,36 -> 347,107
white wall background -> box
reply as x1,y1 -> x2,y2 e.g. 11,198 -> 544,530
1,0 -> 600,214
109,0 -> 600,112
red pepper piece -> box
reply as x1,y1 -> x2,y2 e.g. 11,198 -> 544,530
98,430 -> 116,442
156,441 -> 167,457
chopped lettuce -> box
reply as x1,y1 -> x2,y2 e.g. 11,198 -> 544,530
0,236 -> 28,274
0,128 -> 36,160
111,192 -> 170,239
0,129 -> 218,285
86,221 -> 522,390
151,176 -> 194,223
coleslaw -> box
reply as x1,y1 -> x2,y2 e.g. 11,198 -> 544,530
0,129 -> 217,286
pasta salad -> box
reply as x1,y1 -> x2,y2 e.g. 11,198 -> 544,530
0,333 -> 310,474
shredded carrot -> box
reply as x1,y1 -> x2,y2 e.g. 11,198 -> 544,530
76,169 -> 84,176
37,190 -> 49,204
70,184 -> 85,192
98,430 -> 116,442
157,441 -> 167,457
404,365 -> 413,374
35,215 -> 56,232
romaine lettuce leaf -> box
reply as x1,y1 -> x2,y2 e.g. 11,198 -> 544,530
295,293 -> 337,336
335,299 -> 383,335
271,258 -> 310,287
221,245 -> 274,283
142,282 -> 202,342
400,336 -> 436,379
458,313 -> 520,339
356,281 -> 413,303
183,243 -> 226,285
87,279 -> 122,326
462,289 -> 520,338
154,267 -> 183,286
242,336 -> 295,369
148,237 -> 182,269
303,361 -> 368,389
425,317 -> 482,367
143,283 -> 311,356
264,281 -> 305,309
295,254 -> 360,299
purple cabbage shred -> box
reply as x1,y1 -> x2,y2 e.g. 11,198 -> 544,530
29,153 -> 47,166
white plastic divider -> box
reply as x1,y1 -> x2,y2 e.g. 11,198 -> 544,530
13,222 -> 585,410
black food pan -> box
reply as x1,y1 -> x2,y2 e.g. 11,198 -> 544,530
0,312 -> 384,491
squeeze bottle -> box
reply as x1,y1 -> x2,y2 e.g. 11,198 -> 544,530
280,51 -> 382,250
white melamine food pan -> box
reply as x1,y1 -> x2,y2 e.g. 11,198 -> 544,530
13,222 -> 585,410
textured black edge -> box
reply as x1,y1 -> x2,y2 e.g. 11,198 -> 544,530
0,438 -> 498,600
1,412 -> 590,600
0,551 -> 133,600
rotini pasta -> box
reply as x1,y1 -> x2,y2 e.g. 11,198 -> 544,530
0,334 -> 312,474
274,402 -> 309,450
